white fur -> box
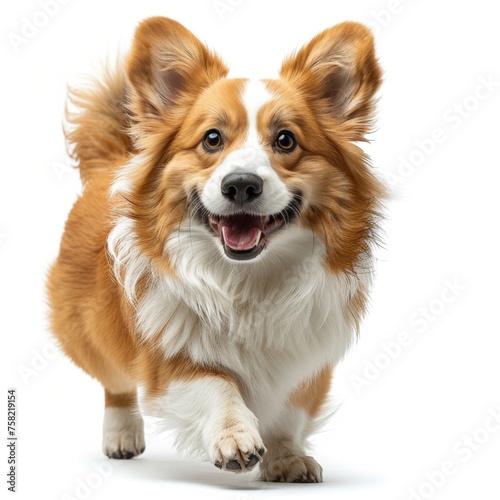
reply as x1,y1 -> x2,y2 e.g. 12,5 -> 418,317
102,407 -> 145,458
145,377 -> 263,470
109,154 -> 145,197
108,217 -> 370,464
109,214 -> 368,456
201,80 -> 291,216
107,154 -> 152,303
107,216 -> 149,303
106,77 -> 374,463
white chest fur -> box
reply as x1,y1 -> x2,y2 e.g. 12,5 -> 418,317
109,218 -> 365,428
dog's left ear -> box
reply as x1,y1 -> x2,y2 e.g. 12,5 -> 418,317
280,22 -> 381,139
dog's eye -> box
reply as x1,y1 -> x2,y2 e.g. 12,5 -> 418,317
275,131 -> 296,153
203,129 -> 223,151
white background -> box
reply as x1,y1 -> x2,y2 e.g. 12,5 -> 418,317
2,0 -> 499,499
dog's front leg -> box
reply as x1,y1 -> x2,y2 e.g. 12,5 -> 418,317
259,365 -> 332,482
153,373 -> 265,473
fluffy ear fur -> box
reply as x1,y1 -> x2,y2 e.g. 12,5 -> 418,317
126,17 -> 228,131
280,22 -> 382,140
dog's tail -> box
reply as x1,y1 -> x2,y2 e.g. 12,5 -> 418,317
65,63 -> 133,185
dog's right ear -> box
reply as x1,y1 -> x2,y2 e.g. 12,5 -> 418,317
126,17 -> 228,127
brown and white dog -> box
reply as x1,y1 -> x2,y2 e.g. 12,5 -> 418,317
47,17 -> 384,482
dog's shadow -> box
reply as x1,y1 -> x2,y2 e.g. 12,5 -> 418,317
116,454 -> 262,490
111,451 -> 383,492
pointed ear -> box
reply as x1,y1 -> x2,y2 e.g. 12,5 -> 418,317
280,22 -> 382,139
126,17 -> 228,121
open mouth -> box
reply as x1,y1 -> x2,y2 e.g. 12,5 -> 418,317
201,194 -> 302,261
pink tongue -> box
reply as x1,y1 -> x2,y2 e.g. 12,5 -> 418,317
221,215 -> 263,251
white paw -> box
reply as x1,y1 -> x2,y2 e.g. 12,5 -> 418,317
209,423 -> 266,473
261,454 -> 323,483
102,408 -> 145,459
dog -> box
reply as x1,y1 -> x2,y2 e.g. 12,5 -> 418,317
47,16 -> 384,483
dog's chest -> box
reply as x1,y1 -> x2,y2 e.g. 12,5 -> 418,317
136,252 -> 358,418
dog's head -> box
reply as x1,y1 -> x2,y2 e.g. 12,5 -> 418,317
119,17 -> 384,273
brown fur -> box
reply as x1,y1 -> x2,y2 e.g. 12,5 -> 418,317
48,17 -> 384,476
290,365 -> 333,418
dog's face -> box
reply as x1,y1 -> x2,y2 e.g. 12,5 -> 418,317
121,17 -> 384,272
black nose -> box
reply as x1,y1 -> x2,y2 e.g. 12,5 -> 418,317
221,173 -> 263,205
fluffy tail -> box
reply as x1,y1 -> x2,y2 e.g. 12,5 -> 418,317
65,64 -> 133,184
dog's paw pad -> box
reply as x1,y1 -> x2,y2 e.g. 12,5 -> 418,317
226,459 -> 242,470
247,454 -> 260,468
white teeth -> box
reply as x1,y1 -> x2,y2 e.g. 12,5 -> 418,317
256,230 -> 262,245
